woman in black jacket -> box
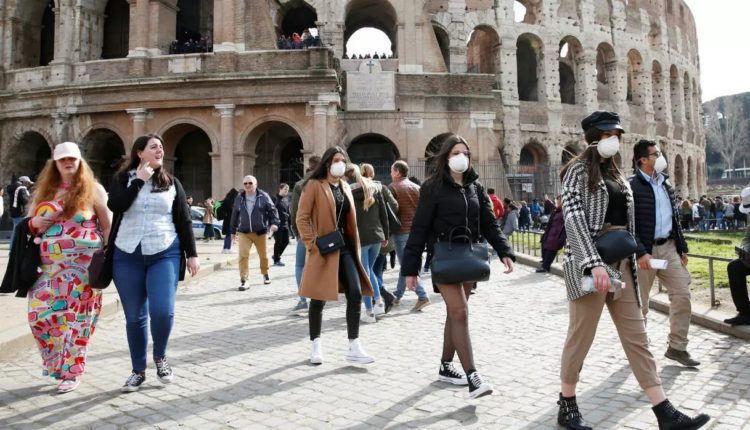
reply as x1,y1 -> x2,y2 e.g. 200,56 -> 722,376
108,134 -> 200,393
402,134 -> 515,399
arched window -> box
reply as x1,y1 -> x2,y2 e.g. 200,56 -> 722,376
627,49 -> 644,105
162,124 -> 213,200
558,37 -> 583,105
596,43 -> 617,103
277,1 -> 319,50
433,24 -> 450,71
173,0 -> 214,54
9,132 -> 52,180
102,0 -> 130,59
517,33 -> 544,101
467,26 -> 499,74
40,1 -> 55,66
344,0 -> 398,59
348,134 -> 400,184
80,129 -> 126,188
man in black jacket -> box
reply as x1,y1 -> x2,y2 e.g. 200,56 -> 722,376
271,183 -> 291,267
230,175 -> 280,290
630,140 -> 699,367
6,176 -> 33,246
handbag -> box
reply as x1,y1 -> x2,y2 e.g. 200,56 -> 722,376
89,246 -> 113,290
431,226 -> 491,284
595,229 -> 638,265
383,193 -> 401,234
315,186 -> 347,256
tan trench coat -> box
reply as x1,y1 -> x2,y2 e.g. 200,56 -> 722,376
296,179 -> 373,301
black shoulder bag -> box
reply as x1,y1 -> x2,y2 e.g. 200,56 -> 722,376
430,186 -> 491,284
315,188 -> 346,255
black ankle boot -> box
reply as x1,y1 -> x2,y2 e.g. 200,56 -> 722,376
557,393 -> 592,430
652,399 -> 710,430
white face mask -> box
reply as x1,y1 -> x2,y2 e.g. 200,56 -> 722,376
448,153 -> 469,174
593,135 -> 620,158
330,161 -> 346,178
653,155 -> 668,173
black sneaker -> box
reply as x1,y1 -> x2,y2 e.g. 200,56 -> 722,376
467,370 -> 493,398
155,357 -> 173,383
121,372 -> 146,393
438,362 -> 468,386
724,313 -> 750,326
263,274 -> 271,285
238,279 -> 248,291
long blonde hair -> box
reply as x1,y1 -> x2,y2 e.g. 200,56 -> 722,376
344,163 -> 377,210
30,158 -> 99,218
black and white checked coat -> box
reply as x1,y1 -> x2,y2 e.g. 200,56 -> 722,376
561,161 -> 641,306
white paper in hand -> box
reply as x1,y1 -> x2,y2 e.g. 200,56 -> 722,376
649,259 -> 668,270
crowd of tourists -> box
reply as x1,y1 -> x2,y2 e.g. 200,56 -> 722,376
277,30 -> 322,50
6,108 -> 750,429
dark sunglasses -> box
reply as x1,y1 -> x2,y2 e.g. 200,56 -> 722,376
244,182 -> 254,185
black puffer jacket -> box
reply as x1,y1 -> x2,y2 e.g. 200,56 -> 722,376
628,172 -> 688,257
401,169 -> 515,276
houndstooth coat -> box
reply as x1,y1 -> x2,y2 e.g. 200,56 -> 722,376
561,161 -> 641,306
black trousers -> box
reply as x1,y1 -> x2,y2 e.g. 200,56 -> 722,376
309,250 -> 362,340
272,227 -> 290,262
727,259 -> 750,315
541,248 -> 558,271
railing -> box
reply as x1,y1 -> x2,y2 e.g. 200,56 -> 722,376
507,230 -> 735,307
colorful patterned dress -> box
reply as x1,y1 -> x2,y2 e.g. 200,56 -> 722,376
28,200 -> 103,380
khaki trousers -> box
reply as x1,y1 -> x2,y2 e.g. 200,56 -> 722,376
637,240 -> 692,351
238,232 -> 269,280
561,260 -> 662,390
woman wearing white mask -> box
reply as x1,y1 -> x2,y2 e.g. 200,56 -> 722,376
296,146 -> 375,365
556,112 -> 709,430
402,134 -> 515,399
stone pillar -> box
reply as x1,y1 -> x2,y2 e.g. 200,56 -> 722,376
579,55 -> 598,113
310,101 -> 329,156
215,104 -> 236,197
49,0 -> 75,85
234,152 -> 256,179
498,36 -> 519,102
471,112 -> 497,162
127,0 -> 149,57
51,112 -> 71,144
209,152 -> 222,198
149,0 -> 178,54
126,108 -> 150,150
544,45 -> 560,103
214,0 -> 236,52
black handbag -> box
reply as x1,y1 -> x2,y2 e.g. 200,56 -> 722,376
315,187 -> 347,256
89,246 -> 112,290
595,229 -> 638,265
431,226 -> 491,285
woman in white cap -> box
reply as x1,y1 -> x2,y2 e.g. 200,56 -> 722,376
725,186 -> 750,326
25,141 -> 112,393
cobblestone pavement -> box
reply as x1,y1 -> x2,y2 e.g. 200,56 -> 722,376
1,243 -> 749,429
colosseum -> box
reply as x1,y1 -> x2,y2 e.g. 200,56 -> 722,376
0,0 -> 705,208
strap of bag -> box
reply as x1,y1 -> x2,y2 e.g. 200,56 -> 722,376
314,185 -> 345,238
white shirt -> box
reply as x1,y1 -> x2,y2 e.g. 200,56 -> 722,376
115,172 -> 178,255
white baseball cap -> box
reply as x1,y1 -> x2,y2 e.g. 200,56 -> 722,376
53,142 -> 82,160
740,186 -> 750,214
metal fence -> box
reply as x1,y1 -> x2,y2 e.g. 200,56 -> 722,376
507,230 -> 732,307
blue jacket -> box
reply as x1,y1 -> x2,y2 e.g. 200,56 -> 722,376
230,189 -> 280,234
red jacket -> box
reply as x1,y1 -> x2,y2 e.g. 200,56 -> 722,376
489,194 -> 504,220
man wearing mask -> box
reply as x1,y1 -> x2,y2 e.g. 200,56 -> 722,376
230,175 -> 280,290
629,139 -> 699,367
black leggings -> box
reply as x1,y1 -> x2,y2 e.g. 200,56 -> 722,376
309,251 -> 363,340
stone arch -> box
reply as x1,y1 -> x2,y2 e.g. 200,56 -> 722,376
596,42 -> 617,103
161,123 -> 214,200
8,0 -> 56,68
175,0 -> 213,53
102,0 -> 130,59
80,127 -> 127,188
8,131 -> 53,181
344,0 -> 398,58
244,121 -> 305,192
432,22 -> 451,71
239,115 -> 310,155
277,0 -> 318,38
517,33 -> 544,102
557,0 -> 580,22
652,60 -> 666,122
467,25 -> 499,74
683,71 -> 692,122
561,142 -> 583,164
157,118 -> 219,154
512,140 -> 551,200
669,65 -> 681,122
347,133 -> 401,184
687,155 -> 695,198
519,140 -> 548,169
514,0 -> 542,24
559,36 -> 584,105
626,49 -> 645,105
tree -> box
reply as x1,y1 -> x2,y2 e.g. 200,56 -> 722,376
704,97 -> 749,176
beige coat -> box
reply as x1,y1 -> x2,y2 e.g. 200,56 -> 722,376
296,179 -> 373,301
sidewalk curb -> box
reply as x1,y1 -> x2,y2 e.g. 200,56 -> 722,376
0,255 -> 239,362
514,252 -> 750,341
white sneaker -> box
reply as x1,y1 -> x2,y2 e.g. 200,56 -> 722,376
346,339 -> 374,364
310,338 -> 323,365
374,302 -> 386,316
360,311 -> 376,323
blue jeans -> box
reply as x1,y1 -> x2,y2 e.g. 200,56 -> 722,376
113,239 -> 181,372
374,254 -> 386,293
9,217 -> 23,248
223,234 -> 232,250
295,240 -> 307,304
392,233 -> 428,300
361,243 -> 381,311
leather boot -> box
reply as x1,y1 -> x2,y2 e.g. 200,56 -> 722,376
652,399 -> 710,430
557,393 -> 592,430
